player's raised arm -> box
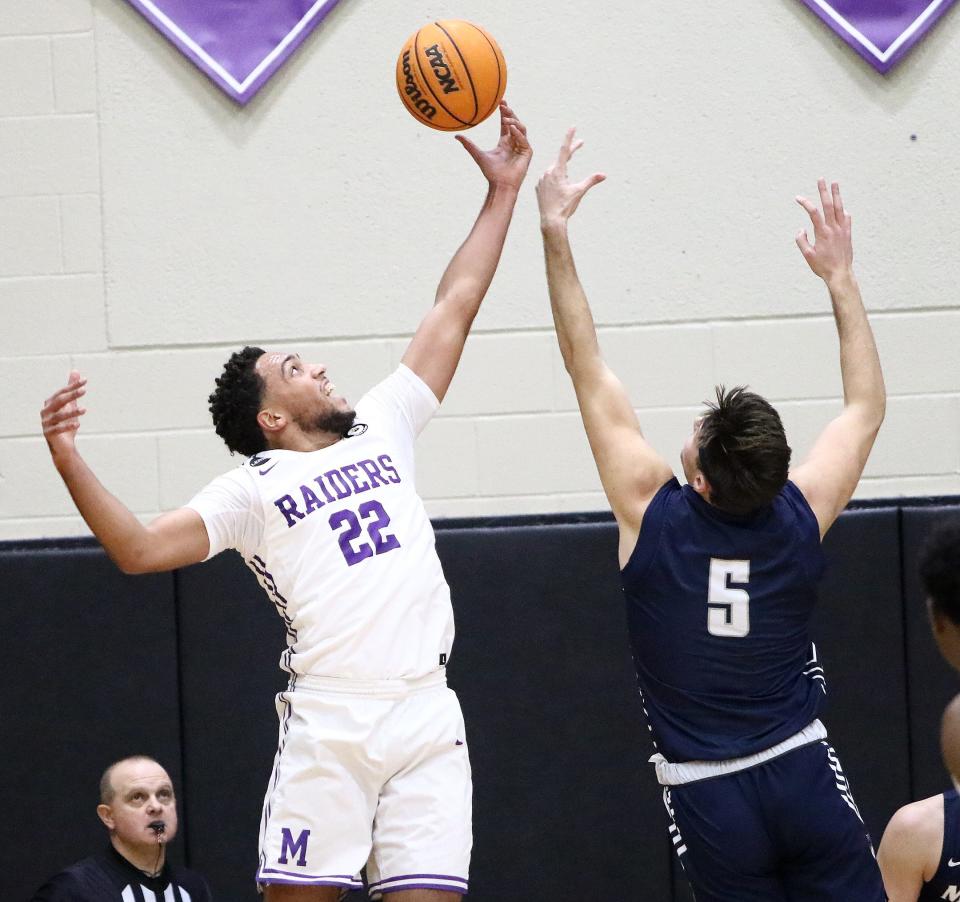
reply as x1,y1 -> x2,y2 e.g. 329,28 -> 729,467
401,101 -> 531,402
41,371 -> 210,574
789,180 -> 886,538
537,129 -> 673,560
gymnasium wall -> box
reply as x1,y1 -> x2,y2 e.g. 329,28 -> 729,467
3,500 -> 958,900
2,1 -> 960,541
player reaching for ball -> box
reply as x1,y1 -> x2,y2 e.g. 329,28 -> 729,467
40,101 -> 531,902
536,129 -> 887,901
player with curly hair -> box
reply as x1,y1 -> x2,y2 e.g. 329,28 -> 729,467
40,102 -> 532,902
919,520 -> 960,672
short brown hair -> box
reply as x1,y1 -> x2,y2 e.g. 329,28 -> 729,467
697,386 -> 791,516
99,755 -> 159,804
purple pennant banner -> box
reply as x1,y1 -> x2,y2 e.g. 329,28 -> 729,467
798,0 -> 957,72
124,0 -> 344,104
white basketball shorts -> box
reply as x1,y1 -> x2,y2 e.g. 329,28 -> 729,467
256,669 -> 472,897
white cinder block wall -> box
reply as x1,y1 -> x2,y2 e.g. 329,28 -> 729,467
1,0 -> 958,540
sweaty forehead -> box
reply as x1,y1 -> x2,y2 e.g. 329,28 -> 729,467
256,351 -> 293,379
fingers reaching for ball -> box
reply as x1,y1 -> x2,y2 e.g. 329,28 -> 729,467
498,101 -> 530,155
536,128 -> 606,229
555,127 -> 584,176
455,97 -> 532,191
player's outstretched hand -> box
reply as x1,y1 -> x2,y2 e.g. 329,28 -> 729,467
41,370 -> 87,459
536,127 -> 606,230
795,179 -> 854,285
455,99 -> 532,192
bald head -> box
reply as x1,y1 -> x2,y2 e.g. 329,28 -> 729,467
942,694 -> 960,788
99,756 -> 161,804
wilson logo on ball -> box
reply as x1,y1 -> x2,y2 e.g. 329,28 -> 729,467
400,49 -> 438,121
395,20 -> 506,131
424,43 -> 459,94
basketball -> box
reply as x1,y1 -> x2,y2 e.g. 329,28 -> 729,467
395,20 -> 507,131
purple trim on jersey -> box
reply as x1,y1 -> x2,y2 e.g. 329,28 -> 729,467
248,555 -> 297,641
369,873 -> 469,896
258,692 -> 295,876
258,871 -> 363,886
375,887 -> 465,897
371,888 -> 468,899
369,873 -> 469,887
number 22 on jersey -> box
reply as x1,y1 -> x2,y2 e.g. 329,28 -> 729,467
707,558 -> 750,638
329,500 -> 401,567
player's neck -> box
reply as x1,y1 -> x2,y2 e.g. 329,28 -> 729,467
111,836 -> 166,877
270,427 -> 343,453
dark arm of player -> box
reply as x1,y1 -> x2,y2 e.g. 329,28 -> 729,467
402,101 -> 532,402
789,181 -> 886,538
41,372 -> 210,574
537,129 -> 673,565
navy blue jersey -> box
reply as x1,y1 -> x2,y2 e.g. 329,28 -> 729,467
919,790 -> 960,902
621,477 -> 826,762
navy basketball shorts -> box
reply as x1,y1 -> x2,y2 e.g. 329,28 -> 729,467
663,740 -> 885,901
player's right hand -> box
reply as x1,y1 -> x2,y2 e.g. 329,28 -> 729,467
41,371 -> 87,457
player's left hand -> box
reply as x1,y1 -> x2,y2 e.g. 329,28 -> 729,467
455,100 -> 532,191
795,179 -> 854,286
536,127 -> 606,230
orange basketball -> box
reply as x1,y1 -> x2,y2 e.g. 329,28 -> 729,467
395,20 -> 507,131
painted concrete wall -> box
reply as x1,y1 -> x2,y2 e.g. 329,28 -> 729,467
2,0 -> 958,539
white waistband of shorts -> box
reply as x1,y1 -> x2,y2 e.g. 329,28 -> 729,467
649,719 -> 828,786
291,668 -> 447,698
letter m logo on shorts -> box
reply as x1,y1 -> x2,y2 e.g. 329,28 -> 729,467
278,827 -> 311,866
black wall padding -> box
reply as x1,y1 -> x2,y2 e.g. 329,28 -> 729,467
438,522 -> 671,902
0,547 -> 182,901
812,508 -> 912,844
901,507 -> 960,801
174,554 -> 292,902
5,496 -> 960,902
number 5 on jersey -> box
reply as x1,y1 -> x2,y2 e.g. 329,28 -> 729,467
707,558 -> 750,638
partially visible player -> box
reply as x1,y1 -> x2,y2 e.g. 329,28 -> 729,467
40,102 -> 532,902
919,521 -> 960,671
878,694 -> 960,901
536,129 -> 886,900
944,694 -> 960,789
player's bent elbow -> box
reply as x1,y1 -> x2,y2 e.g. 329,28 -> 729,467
564,348 -> 605,381
434,279 -> 484,315
111,541 -> 164,575
866,394 -> 887,431
113,550 -> 150,576
846,399 -> 885,439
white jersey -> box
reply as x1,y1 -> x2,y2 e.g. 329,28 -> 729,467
187,365 -> 454,680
